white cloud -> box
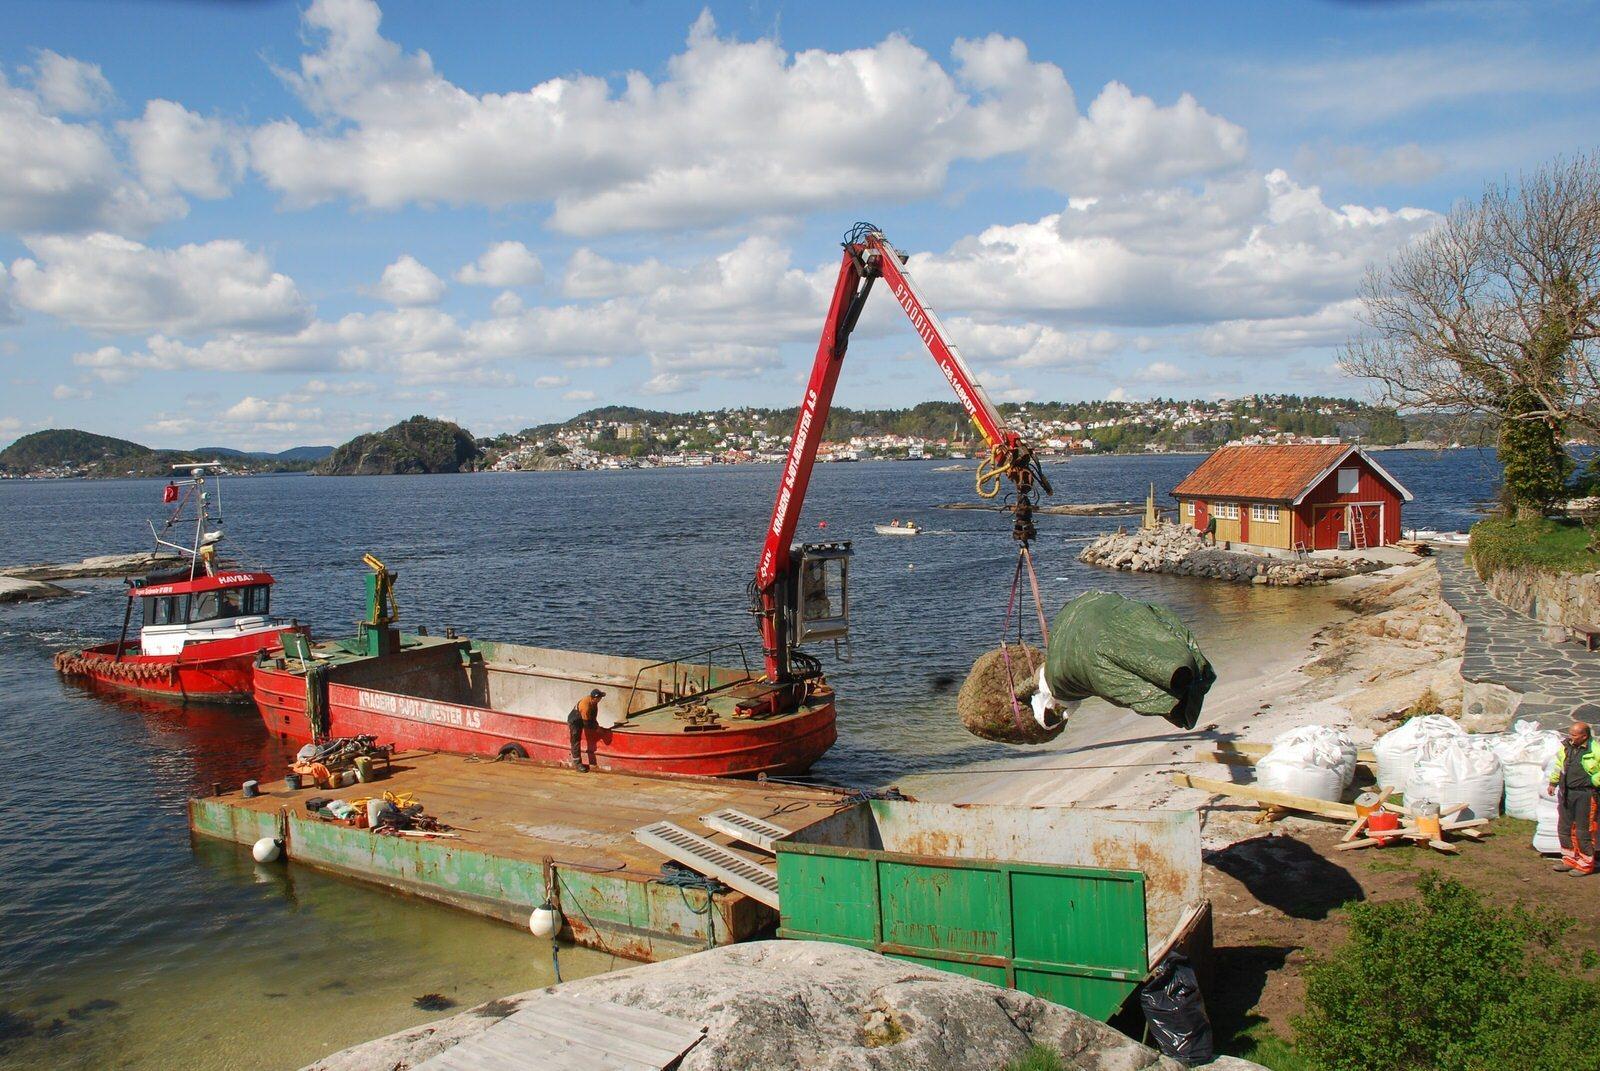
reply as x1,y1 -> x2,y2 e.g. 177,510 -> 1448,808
248,1 -> 1247,234
52,382 -> 91,400
1134,361 -> 1188,383
945,318 -> 1119,370
1292,141 -> 1444,186
562,389 -> 596,402
456,241 -> 543,287
371,254 -> 445,306
119,100 -> 244,199
10,232 -> 311,334
533,375 -> 568,389
911,170 -> 1435,328
1255,43 -> 1600,126
0,68 -> 176,233
639,372 -> 689,396
27,50 -> 115,115
1105,386 -> 1130,402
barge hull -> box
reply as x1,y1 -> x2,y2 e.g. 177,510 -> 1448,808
188,751 -> 840,961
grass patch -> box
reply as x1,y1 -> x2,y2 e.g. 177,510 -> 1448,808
1229,1022 -> 1316,1071
999,1045 -> 1065,1071
1469,516 -> 1600,579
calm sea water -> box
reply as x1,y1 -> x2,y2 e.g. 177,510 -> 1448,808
0,449 -> 1498,1069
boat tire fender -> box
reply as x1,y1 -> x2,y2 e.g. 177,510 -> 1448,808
496,743 -> 529,761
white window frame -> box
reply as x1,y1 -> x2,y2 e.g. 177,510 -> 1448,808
1336,468 -> 1359,494
1250,504 -> 1280,523
1183,501 -> 1194,517
1218,502 -> 1239,520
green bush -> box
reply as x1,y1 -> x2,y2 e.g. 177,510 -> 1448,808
1294,875 -> 1600,1071
1469,515 -> 1600,579
998,1045 -> 1064,1071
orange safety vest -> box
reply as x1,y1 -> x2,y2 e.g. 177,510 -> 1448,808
575,695 -> 600,724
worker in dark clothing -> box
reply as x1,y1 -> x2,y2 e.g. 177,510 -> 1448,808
1548,721 -> 1600,875
1203,516 -> 1218,546
568,688 -> 604,772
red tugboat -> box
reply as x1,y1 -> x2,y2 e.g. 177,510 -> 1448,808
55,465 -> 304,703
252,225 -> 1047,775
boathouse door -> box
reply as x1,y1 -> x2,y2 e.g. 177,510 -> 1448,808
1193,500 -> 1209,533
1312,505 -> 1346,550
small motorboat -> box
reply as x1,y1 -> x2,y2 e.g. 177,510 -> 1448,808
54,464 -> 304,703
874,520 -> 921,536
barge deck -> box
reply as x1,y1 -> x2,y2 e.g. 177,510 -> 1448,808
188,751 -> 842,961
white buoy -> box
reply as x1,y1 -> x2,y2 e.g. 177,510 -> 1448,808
252,837 -> 281,863
529,904 -> 562,938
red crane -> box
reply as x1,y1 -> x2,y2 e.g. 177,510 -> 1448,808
747,224 -> 1052,716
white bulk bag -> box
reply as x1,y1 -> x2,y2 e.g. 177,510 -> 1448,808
1256,726 -> 1359,802
1373,714 -> 1464,793
1493,720 -> 1563,821
1534,757 -> 1561,854
1409,736 -> 1504,820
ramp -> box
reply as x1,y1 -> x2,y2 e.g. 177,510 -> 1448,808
633,820 -> 780,908
698,808 -> 793,852
414,992 -> 704,1071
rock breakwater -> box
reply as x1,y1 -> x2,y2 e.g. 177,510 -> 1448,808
1079,523 -> 1385,587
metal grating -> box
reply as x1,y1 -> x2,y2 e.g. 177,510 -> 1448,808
633,821 -> 780,908
698,808 -> 793,853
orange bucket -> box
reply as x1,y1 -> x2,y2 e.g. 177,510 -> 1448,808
1367,809 -> 1400,846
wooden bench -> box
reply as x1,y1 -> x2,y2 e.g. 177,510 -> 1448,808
1571,626 -> 1600,653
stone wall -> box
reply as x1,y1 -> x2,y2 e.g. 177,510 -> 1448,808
1480,563 -> 1600,631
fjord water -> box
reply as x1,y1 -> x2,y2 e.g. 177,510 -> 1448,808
0,451 -> 1496,1070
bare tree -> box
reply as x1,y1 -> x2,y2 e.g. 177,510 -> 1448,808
1345,155 -> 1600,512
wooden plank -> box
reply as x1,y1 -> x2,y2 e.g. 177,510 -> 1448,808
412,995 -> 704,1071
1171,773 -> 1357,820
1215,742 -> 1377,764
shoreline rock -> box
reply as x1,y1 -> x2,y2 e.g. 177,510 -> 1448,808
0,575 -> 72,603
305,941 -> 1225,1071
1,551 -> 175,582
1078,523 -> 1390,587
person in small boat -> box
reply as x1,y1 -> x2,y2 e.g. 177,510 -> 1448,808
568,688 -> 605,772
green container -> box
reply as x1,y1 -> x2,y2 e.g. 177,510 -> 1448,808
775,800 -> 1197,1021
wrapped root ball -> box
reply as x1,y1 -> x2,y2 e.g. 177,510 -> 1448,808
958,644 -> 1062,745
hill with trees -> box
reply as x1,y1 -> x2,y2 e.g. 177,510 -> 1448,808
316,416 -> 481,476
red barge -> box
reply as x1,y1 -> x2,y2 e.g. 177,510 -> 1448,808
253,225 -> 1051,778
56,465 -> 303,703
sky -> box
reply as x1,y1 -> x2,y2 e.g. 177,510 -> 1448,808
1,0 -> 1597,452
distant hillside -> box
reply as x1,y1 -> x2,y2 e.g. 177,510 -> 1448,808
316,416 -> 480,476
0,428 -> 324,477
0,429 -> 154,474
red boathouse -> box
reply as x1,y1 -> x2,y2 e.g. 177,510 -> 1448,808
1172,443 -> 1413,553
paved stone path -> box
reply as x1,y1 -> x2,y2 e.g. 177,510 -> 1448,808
1434,548 -> 1600,729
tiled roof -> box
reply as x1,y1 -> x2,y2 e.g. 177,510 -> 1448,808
1172,443 -> 1353,502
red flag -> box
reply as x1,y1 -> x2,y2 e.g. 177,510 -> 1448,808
162,482 -> 179,503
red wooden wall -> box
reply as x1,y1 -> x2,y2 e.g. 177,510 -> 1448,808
1290,455 -> 1403,548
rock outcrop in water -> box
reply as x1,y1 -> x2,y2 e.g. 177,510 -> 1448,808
1079,523 -> 1388,587
304,941 -> 1240,1071
316,416 -> 480,476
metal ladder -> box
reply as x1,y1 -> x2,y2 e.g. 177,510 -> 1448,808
632,821 -> 780,908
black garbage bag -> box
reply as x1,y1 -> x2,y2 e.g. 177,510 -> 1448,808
1139,952 -> 1214,1066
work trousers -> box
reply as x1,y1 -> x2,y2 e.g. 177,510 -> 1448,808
567,716 -> 588,765
1558,788 -> 1597,870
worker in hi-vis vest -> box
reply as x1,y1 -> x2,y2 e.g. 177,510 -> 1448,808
1547,721 -> 1600,875
568,688 -> 605,772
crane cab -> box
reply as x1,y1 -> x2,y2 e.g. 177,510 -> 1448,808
789,541 -> 851,647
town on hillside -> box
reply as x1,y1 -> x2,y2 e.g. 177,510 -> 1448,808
483,394 -> 1421,472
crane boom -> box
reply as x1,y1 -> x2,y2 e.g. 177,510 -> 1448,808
751,224 -> 1049,699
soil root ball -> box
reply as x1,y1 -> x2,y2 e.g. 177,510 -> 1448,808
957,644 -> 1061,745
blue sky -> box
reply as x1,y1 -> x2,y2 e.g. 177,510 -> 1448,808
2,0 -> 1596,450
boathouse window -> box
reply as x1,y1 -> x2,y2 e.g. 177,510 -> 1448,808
1336,468 -> 1359,494
1183,502 -> 1194,517
1251,504 -> 1280,523
1217,503 -> 1239,520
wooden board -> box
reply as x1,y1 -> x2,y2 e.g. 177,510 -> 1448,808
413,993 -> 705,1071
1171,773 -> 1357,820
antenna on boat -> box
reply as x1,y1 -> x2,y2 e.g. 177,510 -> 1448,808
150,463 -> 225,579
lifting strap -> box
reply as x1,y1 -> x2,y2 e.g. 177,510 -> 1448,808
996,546 -> 1053,736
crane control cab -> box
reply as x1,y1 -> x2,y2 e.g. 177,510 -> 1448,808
746,224 -> 1052,717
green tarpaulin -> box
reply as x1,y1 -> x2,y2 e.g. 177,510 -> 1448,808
1046,591 -> 1215,730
